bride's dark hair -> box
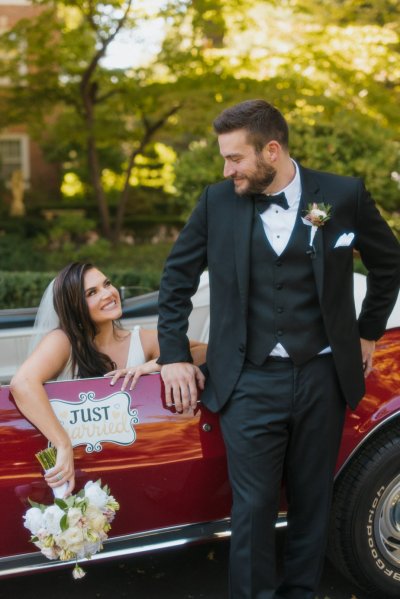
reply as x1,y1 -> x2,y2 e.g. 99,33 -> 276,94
53,262 -> 118,378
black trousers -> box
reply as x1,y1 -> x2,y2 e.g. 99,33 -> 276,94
219,354 -> 346,599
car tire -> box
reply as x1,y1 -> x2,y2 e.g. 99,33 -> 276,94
329,425 -> 400,597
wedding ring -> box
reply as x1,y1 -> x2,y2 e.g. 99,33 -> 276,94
56,474 -> 63,481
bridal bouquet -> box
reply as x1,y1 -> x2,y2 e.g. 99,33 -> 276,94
23,448 -> 120,579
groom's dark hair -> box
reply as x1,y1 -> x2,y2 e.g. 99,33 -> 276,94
213,99 -> 289,152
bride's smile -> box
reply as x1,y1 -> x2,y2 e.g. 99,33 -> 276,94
84,268 -> 122,323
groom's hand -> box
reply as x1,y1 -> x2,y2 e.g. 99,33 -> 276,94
160,362 -> 205,413
360,337 -> 376,378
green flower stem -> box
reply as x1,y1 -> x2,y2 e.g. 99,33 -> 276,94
35,447 -> 57,471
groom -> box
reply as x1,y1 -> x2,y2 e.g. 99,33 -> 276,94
156,100 -> 400,598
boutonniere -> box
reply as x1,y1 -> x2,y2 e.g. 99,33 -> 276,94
304,202 -> 332,227
302,202 -> 332,257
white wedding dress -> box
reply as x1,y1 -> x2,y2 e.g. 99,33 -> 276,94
57,325 -> 145,381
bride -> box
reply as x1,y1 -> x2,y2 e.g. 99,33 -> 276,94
10,262 -> 207,496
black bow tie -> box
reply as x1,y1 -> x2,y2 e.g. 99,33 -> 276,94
254,191 -> 289,212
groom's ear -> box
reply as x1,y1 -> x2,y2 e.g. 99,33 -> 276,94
263,140 -> 281,162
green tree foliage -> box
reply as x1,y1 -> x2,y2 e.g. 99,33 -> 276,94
0,0 -> 398,242
0,1 -> 183,241
172,1 -> 400,227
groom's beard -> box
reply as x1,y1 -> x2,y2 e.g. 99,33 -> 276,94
234,154 -> 277,196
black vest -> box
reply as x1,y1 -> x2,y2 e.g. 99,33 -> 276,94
246,207 -> 329,365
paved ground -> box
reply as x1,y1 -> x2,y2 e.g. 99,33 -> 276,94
0,538 -> 373,599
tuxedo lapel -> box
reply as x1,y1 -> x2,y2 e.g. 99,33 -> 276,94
299,166 -> 326,300
311,228 -> 324,299
234,193 -> 254,317
232,166 -> 327,313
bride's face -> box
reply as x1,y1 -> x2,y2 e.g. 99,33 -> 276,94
83,268 -> 122,324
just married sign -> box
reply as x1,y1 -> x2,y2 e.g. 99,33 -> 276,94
50,387 -> 139,453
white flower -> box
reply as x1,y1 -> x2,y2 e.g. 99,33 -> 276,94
105,496 -> 120,513
85,504 -> 107,532
310,208 -> 326,218
84,480 -> 109,509
103,507 -> 117,523
81,541 -> 102,558
59,548 -> 75,561
98,529 -> 108,542
72,564 -> 86,579
23,507 -> 44,535
43,504 -> 65,536
67,507 -> 84,528
24,467 -> 119,579
56,526 -> 85,554
33,539 -> 44,550
84,503 -> 102,519
40,546 -> 59,560
304,202 -> 332,227
35,528 -> 49,541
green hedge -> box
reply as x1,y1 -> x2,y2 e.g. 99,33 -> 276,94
0,234 -> 173,273
0,269 -> 162,309
0,271 -> 55,309
0,243 -> 368,309
0,235 -> 48,272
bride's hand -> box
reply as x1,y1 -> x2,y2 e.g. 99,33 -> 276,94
106,359 -> 161,391
44,443 -> 75,497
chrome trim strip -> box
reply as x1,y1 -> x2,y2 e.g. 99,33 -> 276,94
0,515 -> 288,578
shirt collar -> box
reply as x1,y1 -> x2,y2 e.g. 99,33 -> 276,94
277,160 -> 301,208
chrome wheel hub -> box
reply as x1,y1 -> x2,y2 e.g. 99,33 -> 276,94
374,474 -> 400,567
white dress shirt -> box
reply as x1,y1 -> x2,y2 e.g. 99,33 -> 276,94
258,161 -> 331,357
259,160 -> 301,255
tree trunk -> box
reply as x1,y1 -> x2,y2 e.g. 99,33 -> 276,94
87,134 -> 111,239
113,105 -> 182,243
79,2 -> 133,240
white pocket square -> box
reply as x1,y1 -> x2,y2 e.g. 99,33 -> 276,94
334,232 -> 355,248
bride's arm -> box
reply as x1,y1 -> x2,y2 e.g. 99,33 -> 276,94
187,339 -> 207,366
10,329 -> 75,495
140,329 -> 207,365
106,329 -> 207,391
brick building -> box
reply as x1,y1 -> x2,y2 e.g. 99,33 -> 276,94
0,0 -> 60,206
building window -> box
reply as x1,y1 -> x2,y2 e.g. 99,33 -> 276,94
0,134 -> 30,188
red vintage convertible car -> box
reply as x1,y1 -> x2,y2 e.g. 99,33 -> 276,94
0,296 -> 399,597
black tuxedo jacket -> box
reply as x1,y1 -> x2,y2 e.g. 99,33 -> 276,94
157,165 -> 400,411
